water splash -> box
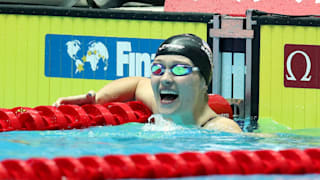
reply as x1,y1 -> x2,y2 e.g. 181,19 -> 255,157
142,114 -> 185,131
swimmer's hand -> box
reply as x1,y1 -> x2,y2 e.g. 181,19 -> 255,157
53,90 -> 96,107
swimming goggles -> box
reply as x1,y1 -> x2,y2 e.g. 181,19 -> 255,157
151,63 -> 199,76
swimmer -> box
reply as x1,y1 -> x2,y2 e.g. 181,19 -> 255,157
54,34 -> 242,133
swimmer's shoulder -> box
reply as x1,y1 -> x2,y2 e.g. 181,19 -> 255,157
136,77 -> 152,92
202,116 -> 242,133
135,77 -> 156,112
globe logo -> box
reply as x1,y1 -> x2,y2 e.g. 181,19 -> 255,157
66,40 -> 109,74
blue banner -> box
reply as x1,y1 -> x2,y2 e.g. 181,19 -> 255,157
45,34 -> 163,80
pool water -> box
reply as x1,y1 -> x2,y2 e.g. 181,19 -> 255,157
0,118 -> 320,179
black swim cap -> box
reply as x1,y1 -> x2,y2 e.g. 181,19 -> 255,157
155,34 -> 213,85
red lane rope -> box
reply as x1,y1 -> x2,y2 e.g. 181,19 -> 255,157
0,95 -> 318,179
0,94 -> 232,132
0,101 -> 152,132
0,148 -> 319,179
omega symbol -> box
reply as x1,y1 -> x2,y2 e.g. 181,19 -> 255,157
286,50 -> 312,81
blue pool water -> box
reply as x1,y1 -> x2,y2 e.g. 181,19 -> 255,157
0,120 -> 320,180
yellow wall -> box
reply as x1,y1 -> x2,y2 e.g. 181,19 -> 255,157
0,14 -> 208,108
259,25 -> 320,129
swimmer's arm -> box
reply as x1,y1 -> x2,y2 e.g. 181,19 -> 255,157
96,77 -> 149,104
53,77 -> 149,106
53,90 -> 96,106
203,117 -> 243,133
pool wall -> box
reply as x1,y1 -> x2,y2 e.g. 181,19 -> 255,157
249,11 -> 320,129
0,5 -> 211,109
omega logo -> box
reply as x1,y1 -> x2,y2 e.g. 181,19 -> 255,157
285,50 -> 312,82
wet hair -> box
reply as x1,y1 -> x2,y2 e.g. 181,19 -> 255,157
155,34 -> 213,85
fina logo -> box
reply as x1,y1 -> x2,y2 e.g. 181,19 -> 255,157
66,40 -> 109,74
45,34 -> 163,80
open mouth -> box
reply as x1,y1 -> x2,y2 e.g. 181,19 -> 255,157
160,90 -> 179,104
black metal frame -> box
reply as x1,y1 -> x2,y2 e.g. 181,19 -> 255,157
0,4 -> 215,22
252,10 -> 320,27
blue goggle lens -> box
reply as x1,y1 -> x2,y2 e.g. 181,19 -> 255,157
171,65 -> 192,76
151,64 -> 165,75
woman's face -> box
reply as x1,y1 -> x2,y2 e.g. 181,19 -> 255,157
151,55 -> 203,115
